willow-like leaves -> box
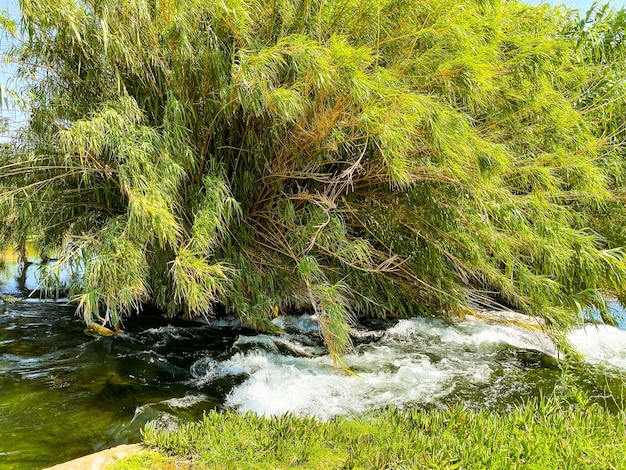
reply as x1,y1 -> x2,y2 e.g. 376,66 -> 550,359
1,0 -> 626,358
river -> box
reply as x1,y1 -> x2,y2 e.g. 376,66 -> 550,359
1,264 -> 625,469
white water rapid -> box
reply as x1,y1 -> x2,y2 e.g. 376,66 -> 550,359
186,315 -> 626,420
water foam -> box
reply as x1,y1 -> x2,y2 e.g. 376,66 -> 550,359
190,356 -> 224,384
568,324 -> 626,371
221,346 -> 491,419
142,325 -> 183,338
185,315 -> 626,420
232,333 -> 324,357
385,317 -> 556,356
186,316 -> 560,419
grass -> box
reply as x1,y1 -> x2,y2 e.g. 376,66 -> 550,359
108,394 -> 626,469
106,451 -> 189,470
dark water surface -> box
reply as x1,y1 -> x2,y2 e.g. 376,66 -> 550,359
0,299 -> 245,469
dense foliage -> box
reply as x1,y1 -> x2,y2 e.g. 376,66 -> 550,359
1,0 -> 626,360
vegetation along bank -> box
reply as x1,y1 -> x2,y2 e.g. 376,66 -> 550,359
109,393 -> 626,469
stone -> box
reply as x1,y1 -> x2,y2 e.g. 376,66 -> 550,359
44,444 -> 144,470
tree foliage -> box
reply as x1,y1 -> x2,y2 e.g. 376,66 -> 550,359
2,0 -> 626,360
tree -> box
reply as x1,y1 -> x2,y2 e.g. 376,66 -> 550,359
1,0 -> 626,363
563,4 -> 626,266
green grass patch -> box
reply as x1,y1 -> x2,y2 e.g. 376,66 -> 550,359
106,450 -> 188,470
116,396 -> 626,469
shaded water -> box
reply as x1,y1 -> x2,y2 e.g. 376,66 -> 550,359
1,266 -> 626,468
0,300 -> 244,469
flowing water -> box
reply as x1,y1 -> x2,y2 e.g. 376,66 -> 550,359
1,265 -> 626,469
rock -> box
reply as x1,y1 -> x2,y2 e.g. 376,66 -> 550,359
44,444 -> 144,470
84,323 -> 124,337
350,328 -> 385,344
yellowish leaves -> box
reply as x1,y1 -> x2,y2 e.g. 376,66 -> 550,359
170,247 -> 233,316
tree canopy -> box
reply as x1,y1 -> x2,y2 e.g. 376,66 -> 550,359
1,0 -> 626,362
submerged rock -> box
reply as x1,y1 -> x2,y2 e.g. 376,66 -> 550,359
350,328 -> 385,345
84,323 -> 124,337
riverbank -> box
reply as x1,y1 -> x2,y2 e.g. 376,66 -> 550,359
108,393 -> 626,469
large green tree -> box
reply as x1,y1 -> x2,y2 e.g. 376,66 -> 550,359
2,0 -> 626,362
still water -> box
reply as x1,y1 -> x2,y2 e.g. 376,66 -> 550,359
1,266 -> 626,468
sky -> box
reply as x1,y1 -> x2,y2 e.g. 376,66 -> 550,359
0,0 -> 22,138
540,0 -> 626,9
